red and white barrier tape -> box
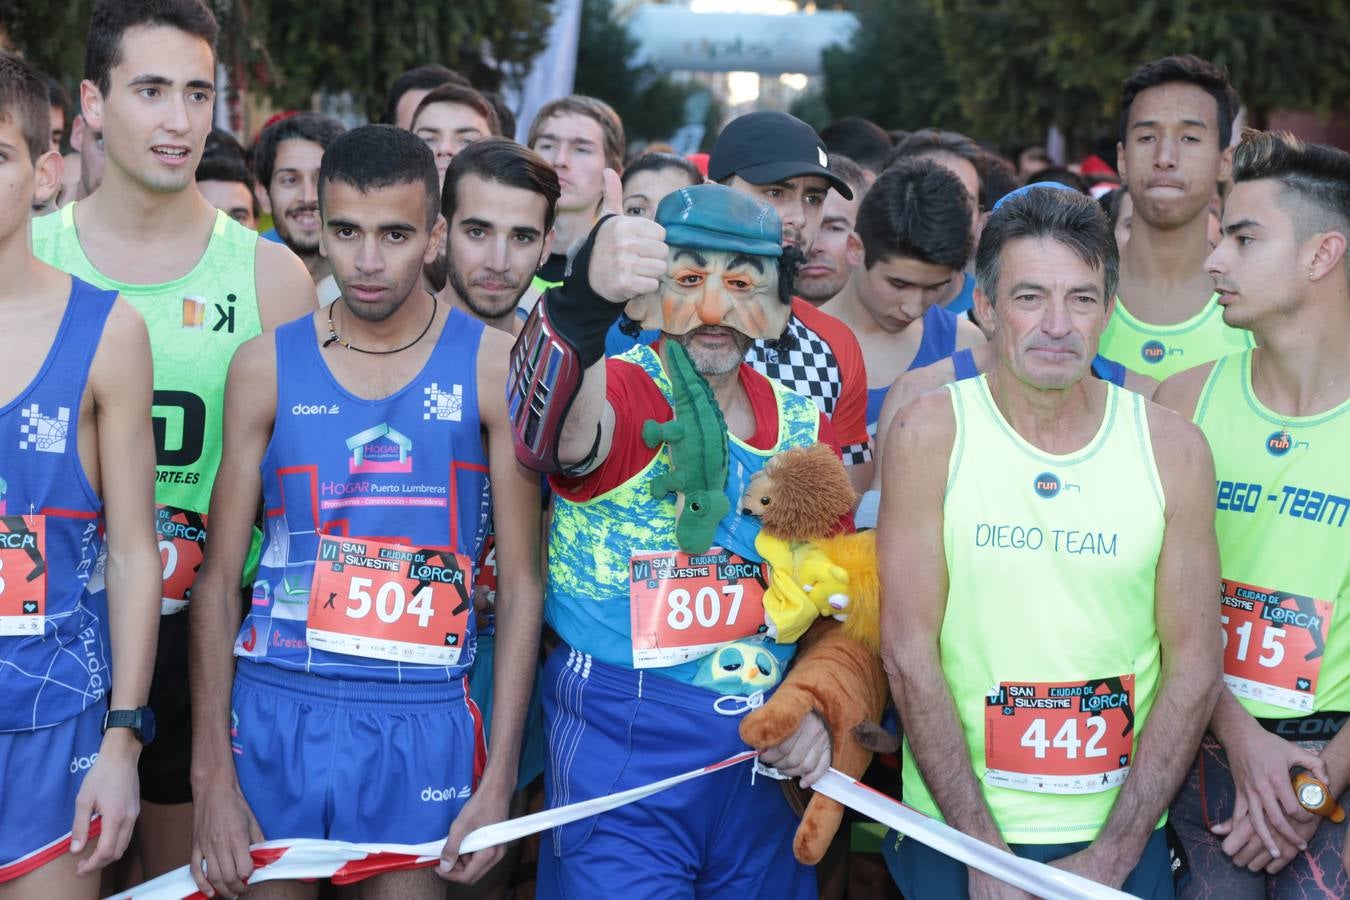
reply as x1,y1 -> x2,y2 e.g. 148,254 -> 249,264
107,752 -> 1131,900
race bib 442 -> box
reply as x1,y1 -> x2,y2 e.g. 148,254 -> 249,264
1221,578 -> 1332,713
984,675 -> 1135,795
308,536 -> 472,666
629,547 -> 767,669
0,515 -> 46,636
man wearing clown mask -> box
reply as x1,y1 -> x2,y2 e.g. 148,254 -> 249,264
508,180 -> 837,897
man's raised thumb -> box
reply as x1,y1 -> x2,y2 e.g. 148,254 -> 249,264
599,167 -> 623,218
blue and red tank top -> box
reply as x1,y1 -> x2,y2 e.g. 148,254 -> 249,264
235,309 -> 491,682
866,303 -> 961,434
0,278 -> 115,731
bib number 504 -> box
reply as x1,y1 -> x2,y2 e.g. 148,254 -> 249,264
666,584 -> 745,631
345,577 -> 435,628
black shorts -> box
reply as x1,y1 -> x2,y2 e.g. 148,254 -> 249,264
138,612 -> 193,805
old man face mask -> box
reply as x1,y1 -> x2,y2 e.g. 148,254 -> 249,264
623,184 -> 792,341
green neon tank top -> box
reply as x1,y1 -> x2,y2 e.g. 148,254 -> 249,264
900,375 -> 1167,844
1100,292 -> 1254,379
1194,351 -> 1350,719
32,203 -> 263,609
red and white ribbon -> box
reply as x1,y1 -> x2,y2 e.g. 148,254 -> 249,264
108,752 -> 1131,900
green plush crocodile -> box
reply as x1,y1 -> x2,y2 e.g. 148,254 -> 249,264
642,341 -> 731,554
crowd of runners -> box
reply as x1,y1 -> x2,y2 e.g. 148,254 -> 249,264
3,1 -> 1350,899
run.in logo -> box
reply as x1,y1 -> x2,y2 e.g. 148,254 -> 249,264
1266,430 -> 1293,457
1033,472 -> 1062,498
1140,340 -> 1168,364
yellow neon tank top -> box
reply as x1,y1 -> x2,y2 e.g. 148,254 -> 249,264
32,203 -> 263,611
1194,351 -> 1350,719
1100,292 -> 1254,379
900,375 -> 1167,844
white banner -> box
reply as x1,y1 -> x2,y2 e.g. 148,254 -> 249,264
109,753 -> 1133,900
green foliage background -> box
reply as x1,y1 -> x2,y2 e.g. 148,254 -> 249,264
1,0 -> 553,121
819,0 -> 1350,149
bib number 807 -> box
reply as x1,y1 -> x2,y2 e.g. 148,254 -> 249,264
1020,716 -> 1108,759
345,577 -> 435,628
666,584 -> 745,631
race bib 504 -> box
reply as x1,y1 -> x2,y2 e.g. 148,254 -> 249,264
308,536 -> 472,666
629,547 -> 767,669
0,515 -> 46,636
984,675 -> 1135,795
1221,578 -> 1332,713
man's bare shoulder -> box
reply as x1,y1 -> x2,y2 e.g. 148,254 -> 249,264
892,357 -> 959,409
1142,394 -> 1215,491
889,386 -> 957,454
254,239 -> 319,326
1152,360 -> 1219,419
100,295 -> 150,347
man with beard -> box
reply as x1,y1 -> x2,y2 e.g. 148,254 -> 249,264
254,112 -> 346,304
436,137 -> 559,899
1101,55 -> 1254,378
438,138 -> 557,334
507,181 -> 837,896
796,154 -> 868,307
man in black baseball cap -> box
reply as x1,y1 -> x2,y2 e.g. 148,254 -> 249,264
712,110 -> 876,490
709,110 -> 853,254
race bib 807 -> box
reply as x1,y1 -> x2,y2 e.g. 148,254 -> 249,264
629,547 -> 767,669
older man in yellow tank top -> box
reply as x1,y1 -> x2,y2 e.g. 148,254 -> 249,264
877,185 -> 1221,899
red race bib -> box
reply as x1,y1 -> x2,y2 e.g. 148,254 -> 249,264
1221,578 -> 1332,713
308,536 -> 472,666
157,505 -> 207,614
0,515 -> 46,636
629,547 -> 768,669
984,675 -> 1135,795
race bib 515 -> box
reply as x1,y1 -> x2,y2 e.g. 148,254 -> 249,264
1221,578 -> 1332,713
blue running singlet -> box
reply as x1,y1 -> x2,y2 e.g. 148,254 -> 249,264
235,309 -> 492,683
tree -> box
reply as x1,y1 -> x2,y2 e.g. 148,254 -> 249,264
818,0 -> 1350,150
0,0 -> 554,122
819,0 -> 968,136
573,0 -> 703,146
934,0 -> 1350,147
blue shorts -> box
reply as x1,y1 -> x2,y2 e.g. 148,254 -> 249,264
882,823 -> 1175,900
537,645 -> 815,899
467,631 -> 546,789
0,702 -> 104,882
232,661 -> 484,843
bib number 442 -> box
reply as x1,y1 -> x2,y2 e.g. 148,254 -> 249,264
1019,716 -> 1109,760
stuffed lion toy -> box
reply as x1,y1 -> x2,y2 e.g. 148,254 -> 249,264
737,443 -> 893,864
